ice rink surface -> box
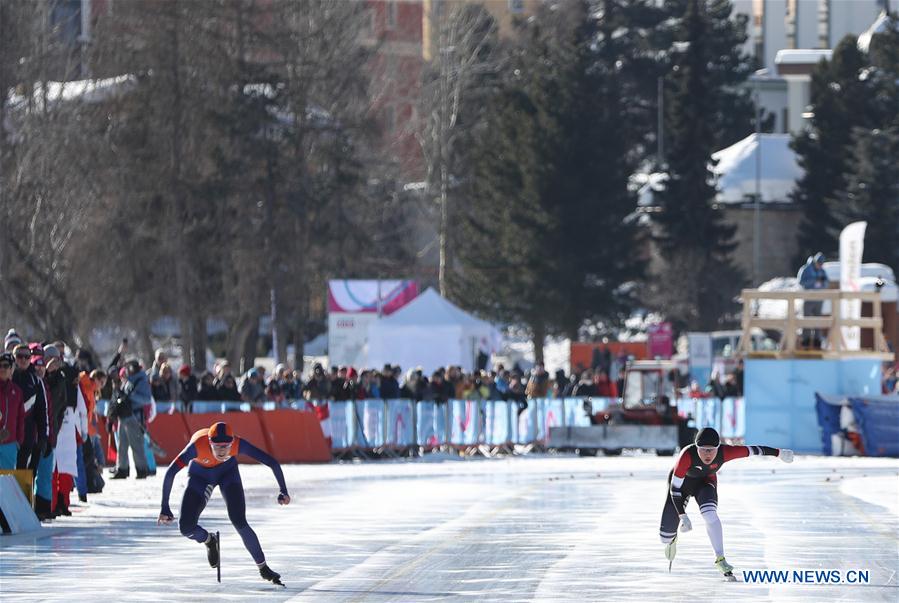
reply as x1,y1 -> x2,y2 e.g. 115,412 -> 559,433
1,453 -> 897,602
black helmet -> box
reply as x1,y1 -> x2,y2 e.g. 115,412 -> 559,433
695,427 -> 720,447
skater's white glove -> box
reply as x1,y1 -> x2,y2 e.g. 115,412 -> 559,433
779,449 -> 794,463
157,512 -> 174,525
679,514 -> 692,533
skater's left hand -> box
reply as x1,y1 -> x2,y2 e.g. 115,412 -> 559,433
278,493 -> 291,505
157,512 -> 174,525
779,449 -> 794,463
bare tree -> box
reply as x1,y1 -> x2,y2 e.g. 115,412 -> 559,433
419,2 -> 501,295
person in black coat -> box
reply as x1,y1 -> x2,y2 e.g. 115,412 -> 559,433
196,372 -> 220,401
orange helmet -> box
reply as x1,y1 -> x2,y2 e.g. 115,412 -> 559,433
208,422 -> 234,443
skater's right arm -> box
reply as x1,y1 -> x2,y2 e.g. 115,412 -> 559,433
668,450 -> 691,516
238,439 -> 289,499
158,443 -> 198,521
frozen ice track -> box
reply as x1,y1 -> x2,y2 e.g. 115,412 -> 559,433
1,455 -> 897,602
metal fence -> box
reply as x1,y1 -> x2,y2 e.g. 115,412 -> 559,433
128,396 -> 744,455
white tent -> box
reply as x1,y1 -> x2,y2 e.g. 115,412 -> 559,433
365,288 -> 500,375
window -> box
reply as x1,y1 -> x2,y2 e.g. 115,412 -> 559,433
386,1 -> 397,30
50,0 -> 82,46
509,0 -> 525,14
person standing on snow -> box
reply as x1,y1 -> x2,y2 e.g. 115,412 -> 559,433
659,427 -> 794,579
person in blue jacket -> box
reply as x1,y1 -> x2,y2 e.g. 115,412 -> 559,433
157,421 -> 289,585
797,252 -> 829,348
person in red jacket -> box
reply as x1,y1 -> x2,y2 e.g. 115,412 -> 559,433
0,352 -> 25,469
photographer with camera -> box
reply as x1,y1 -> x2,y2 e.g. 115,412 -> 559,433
109,360 -> 151,480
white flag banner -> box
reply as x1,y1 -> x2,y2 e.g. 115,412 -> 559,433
839,221 -> 867,351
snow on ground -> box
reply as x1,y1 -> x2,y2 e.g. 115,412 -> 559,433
2,454 -> 897,602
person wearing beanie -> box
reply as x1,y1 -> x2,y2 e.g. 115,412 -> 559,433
659,427 -> 794,579
178,365 -> 198,413
4,329 -> 23,352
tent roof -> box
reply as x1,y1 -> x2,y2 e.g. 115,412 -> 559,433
373,288 -> 492,329
711,133 -> 802,204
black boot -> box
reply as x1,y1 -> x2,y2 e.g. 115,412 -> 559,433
78,493 -> 88,503
258,563 -> 283,586
205,532 -> 220,568
109,470 -> 129,479
135,470 -> 148,480
34,496 -> 53,521
56,493 -> 71,517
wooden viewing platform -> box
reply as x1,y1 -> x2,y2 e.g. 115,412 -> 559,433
739,288 -> 892,360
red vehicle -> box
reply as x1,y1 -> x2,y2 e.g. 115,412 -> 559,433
574,360 -> 696,455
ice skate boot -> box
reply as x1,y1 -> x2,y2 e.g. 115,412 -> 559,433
664,535 -> 677,572
205,532 -> 220,568
715,556 -> 736,581
259,563 -> 284,586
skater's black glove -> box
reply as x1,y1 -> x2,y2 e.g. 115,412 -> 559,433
158,509 -> 174,525
277,493 -> 291,505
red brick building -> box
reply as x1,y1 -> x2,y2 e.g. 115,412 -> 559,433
364,0 -> 426,178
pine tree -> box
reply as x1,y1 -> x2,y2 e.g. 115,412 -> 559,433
455,0 -> 645,358
650,0 -> 742,330
833,16 -> 899,271
790,36 -> 871,260
662,0 -> 759,151
834,127 -> 899,270
654,0 -> 735,258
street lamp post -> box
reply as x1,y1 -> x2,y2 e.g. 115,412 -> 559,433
753,77 -> 762,286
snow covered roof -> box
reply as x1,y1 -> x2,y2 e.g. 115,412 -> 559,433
633,134 -> 802,208
858,11 -> 891,53
7,75 -> 136,111
711,133 -> 802,204
774,49 -> 832,66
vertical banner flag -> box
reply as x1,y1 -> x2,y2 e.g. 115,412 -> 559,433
839,222 -> 866,351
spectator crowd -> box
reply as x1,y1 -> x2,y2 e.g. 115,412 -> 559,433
1,324 -> 752,525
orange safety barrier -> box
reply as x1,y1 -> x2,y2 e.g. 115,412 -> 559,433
257,410 -> 331,463
183,412 -> 271,464
147,413 -> 191,465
